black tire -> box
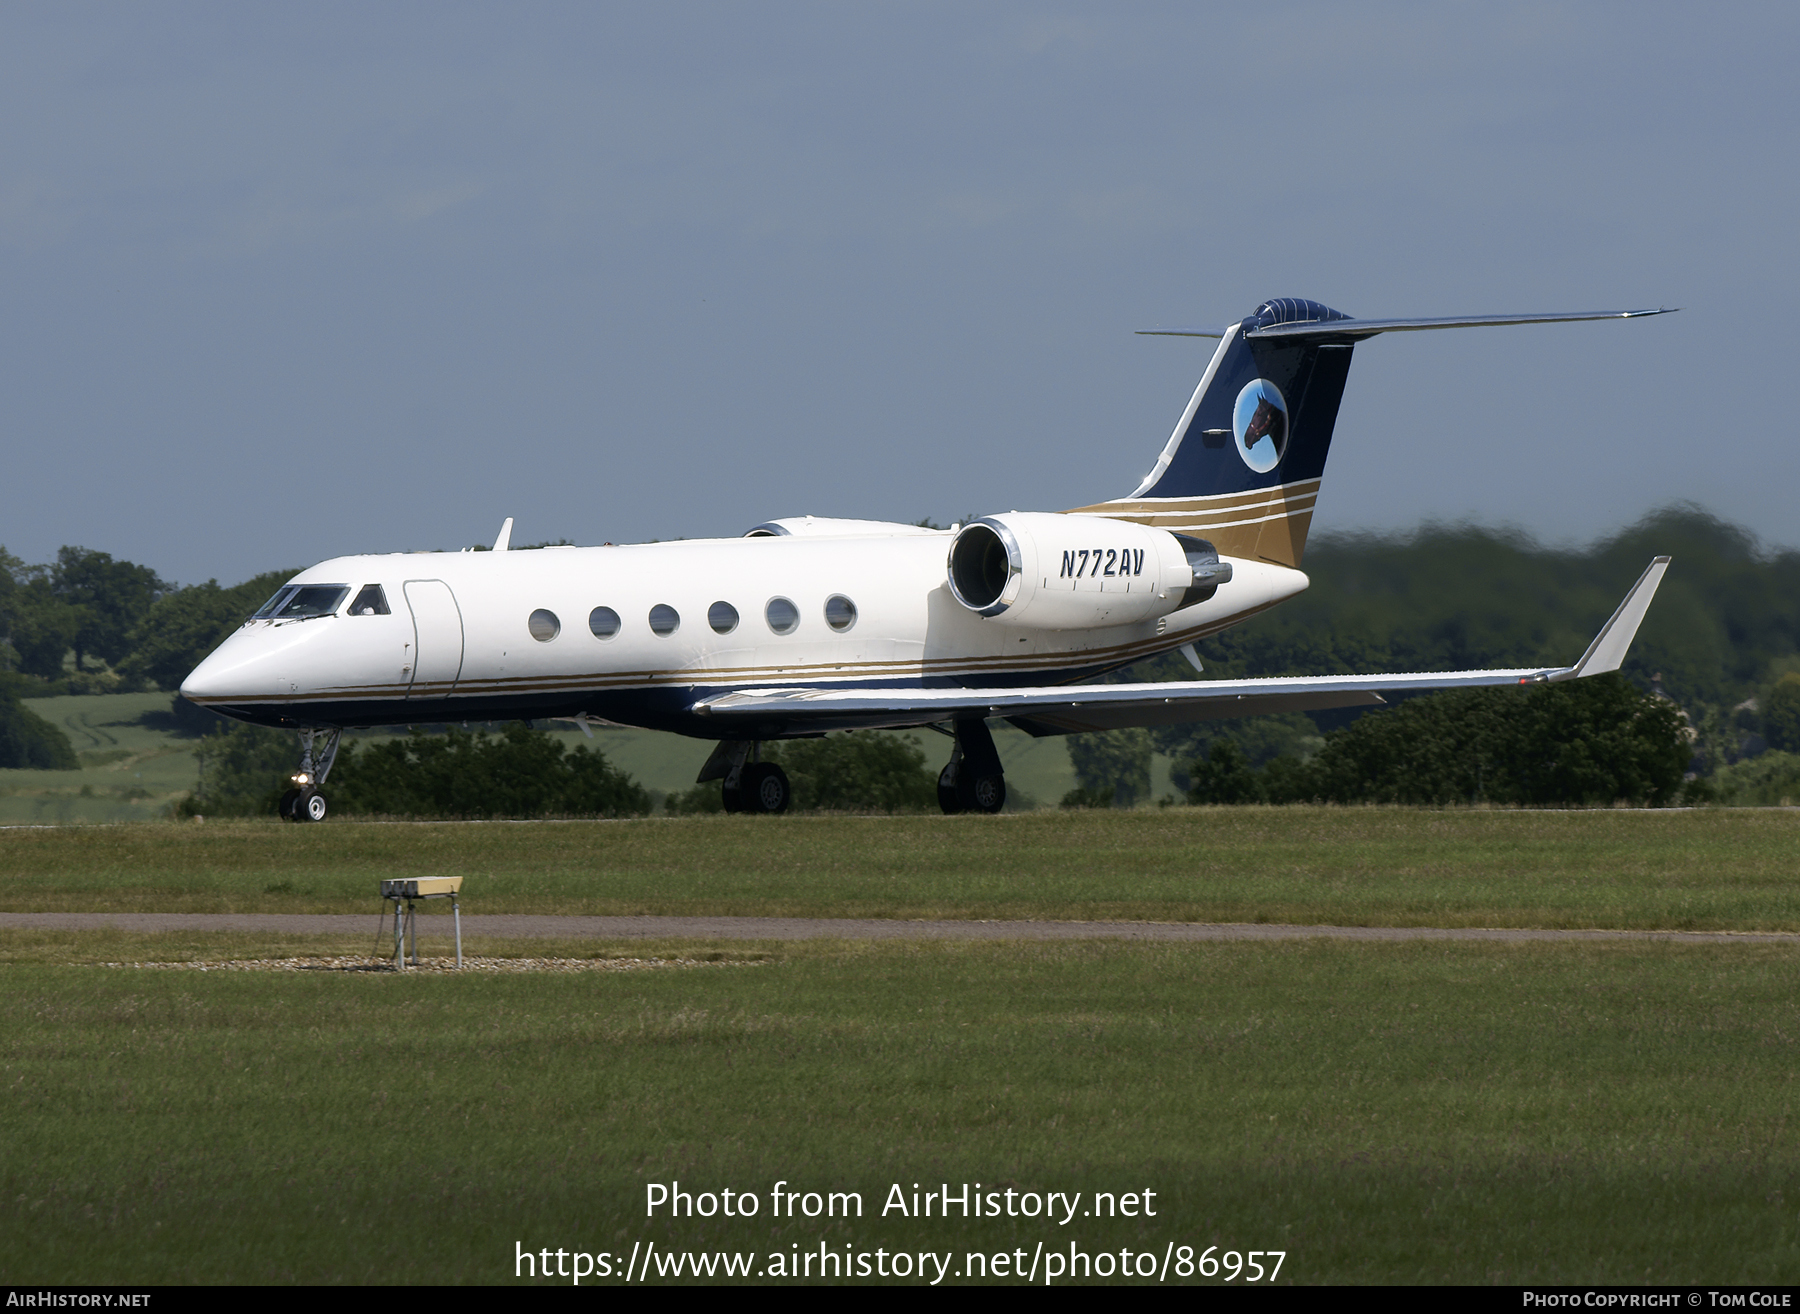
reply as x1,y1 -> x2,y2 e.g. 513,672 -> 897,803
741,763 -> 791,814
278,788 -> 301,822
937,764 -> 964,815
721,782 -> 744,814
300,790 -> 328,823
957,771 -> 1006,815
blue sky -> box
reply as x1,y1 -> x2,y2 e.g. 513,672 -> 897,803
1,3 -> 1794,583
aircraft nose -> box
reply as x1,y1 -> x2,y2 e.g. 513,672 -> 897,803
179,648 -> 236,703
180,627 -> 283,704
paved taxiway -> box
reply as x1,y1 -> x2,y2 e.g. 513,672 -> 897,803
3,913 -> 1797,945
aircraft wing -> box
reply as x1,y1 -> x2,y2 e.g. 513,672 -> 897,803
692,557 -> 1671,737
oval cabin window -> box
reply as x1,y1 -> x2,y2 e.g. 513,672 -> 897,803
649,604 -> 680,637
528,609 -> 561,642
765,597 -> 799,635
589,606 -> 621,640
708,601 -> 739,635
824,595 -> 857,632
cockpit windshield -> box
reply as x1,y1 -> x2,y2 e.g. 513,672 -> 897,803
252,584 -> 350,620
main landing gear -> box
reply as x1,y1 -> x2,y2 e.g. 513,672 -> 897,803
937,719 -> 1006,815
697,741 -> 791,815
279,727 -> 341,823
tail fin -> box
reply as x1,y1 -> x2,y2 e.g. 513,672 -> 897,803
1070,297 -> 1357,568
1070,299 -> 1674,568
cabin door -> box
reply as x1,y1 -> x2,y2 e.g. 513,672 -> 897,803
403,579 -> 465,699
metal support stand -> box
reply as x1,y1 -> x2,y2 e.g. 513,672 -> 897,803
379,878 -> 465,969
297,727 -> 343,784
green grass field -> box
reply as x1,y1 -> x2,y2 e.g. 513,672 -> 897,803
4,808 -> 1799,1284
0,693 -> 200,825
1,808 -> 1797,930
3,933 -> 1797,1284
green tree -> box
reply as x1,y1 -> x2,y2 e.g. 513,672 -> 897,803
179,720 -> 296,816
327,723 -> 650,818
50,547 -> 167,669
1763,674 -> 1800,753
121,569 -> 295,691
4,579 -> 83,680
0,678 -> 79,769
1305,676 -> 1688,806
1184,740 -> 1264,805
1708,749 -> 1800,806
1175,677 -> 1689,808
0,547 -> 19,668
763,732 -> 938,812
664,782 -> 725,815
1066,727 -> 1152,807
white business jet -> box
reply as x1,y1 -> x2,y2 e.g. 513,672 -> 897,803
181,298 -> 1674,821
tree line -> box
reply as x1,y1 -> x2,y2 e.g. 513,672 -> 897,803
5,503 -> 1798,808
1063,505 -> 1800,809
0,544 -> 293,694
179,722 -> 654,820
0,546 -> 295,771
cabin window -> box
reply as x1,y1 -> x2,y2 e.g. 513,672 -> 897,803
589,606 -> 621,640
528,609 -> 561,641
649,604 -> 680,637
824,594 -> 857,632
256,584 -> 349,620
765,597 -> 799,635
349,585 -> 390,616
708,601 -> 739,635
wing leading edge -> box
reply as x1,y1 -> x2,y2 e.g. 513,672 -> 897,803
691,558 -> 1671,737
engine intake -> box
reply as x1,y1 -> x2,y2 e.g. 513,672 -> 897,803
947,520 -> 1021,616
945,513 -> 1228,630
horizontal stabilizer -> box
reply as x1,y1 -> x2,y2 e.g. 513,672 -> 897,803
691,558 -> 1671,736
1136,325 -> 1229,338
1140,308 -> 1675,341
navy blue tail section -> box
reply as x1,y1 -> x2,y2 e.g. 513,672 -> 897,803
1071,297 -> 1669,567
1135,298 -> 1358,501
1070,297 -> 1360,566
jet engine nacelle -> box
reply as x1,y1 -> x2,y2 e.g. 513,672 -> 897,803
946,513 -> 1231,629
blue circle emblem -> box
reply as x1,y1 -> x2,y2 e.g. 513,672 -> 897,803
1232,379 -> 1289,473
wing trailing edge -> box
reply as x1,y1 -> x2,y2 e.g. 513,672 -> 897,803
690,558 -> 1671,737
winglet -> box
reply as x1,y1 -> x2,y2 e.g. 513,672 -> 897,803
1552,557 -> 1672,681
493,517 -> 514,552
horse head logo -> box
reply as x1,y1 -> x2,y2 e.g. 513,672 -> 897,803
1232,379 -> 1289,474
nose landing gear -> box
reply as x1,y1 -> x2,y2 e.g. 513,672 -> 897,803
280,727 -> 342,823
937,719 -> 1006,815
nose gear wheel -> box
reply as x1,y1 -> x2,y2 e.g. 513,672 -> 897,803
281,727 -> 341,823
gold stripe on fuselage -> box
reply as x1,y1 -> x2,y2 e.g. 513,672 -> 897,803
1067,478 -> 1321,567
185,599 -> 1286,709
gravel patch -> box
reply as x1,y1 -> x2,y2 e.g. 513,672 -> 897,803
98,954 -> 765,974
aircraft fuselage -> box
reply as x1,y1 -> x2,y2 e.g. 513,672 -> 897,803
181,525 -> 1308,738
